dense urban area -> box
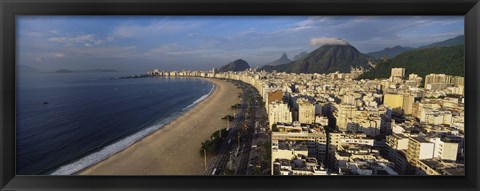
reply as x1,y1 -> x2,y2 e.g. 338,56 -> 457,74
145,67 -> 465,176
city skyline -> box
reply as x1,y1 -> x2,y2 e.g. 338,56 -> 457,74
18,16 -> 463,72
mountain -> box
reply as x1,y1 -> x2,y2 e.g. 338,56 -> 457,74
359,45 -> 464,80
259,44 -> 373,74
217,59 -> 250,72
419,35 -> 464,49
293,51 -> 308,60
264,53 -> 292,66
367,46 -> 414,59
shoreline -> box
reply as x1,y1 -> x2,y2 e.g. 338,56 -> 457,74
79,78 -> 241,175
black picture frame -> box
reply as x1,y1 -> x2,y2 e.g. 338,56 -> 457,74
1,0 -> 479,190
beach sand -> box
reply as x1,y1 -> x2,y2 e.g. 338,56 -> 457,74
80,78 -> 241,175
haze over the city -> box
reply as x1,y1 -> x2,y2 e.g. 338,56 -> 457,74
18,16 -> 463,73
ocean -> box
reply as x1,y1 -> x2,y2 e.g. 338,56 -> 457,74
16,71 -> 214,175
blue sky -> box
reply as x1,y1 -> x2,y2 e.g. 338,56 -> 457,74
17,16 -> 464,72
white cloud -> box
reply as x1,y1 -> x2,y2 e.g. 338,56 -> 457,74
144,44 -> 215,57
49,30 -> 60,34
274,16 -> 329,33
310,37 -> 349,46
48,37 -> 68,43
26,31 -> 45,37
48,34 -> 105,47
106,36 -> 115,41
35,52 -> 66,63
54,53 -> 65,58
112,19 -> 204,39
70,46 -> 139,58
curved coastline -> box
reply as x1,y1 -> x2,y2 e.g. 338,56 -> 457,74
78,77 -> 241,175
50,77 -> 216,175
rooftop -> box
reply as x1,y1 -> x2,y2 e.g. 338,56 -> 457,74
278,140 -> 308,151
412,136 -> 430,143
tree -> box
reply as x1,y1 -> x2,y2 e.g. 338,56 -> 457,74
231,103 -> 241,110
199,128 -> 228,156
222,115 -> 235,122
271,124 -> 279,132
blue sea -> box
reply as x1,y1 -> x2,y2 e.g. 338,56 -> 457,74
16,71 -> 214,175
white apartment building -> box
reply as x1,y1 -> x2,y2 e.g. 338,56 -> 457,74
430,137 -> 459,161
268,101 -> 293,129
420,109 -> 453,125
406,137 -> 435,166
297,98 -> 315,124
334,104 -> 356,131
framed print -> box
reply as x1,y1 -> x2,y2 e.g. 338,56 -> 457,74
1,0 -> 479,190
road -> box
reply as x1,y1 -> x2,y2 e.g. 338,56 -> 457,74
235,83 -> 259,175
203,80 -> 262,175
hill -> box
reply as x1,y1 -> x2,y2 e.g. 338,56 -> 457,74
217,59 -> 250,72
419,35 -> 464,49
259,44 -> 372,74
367,46 -> 414,59
358,45 -> 464,80
293,51 -> 308,60
264,53 -> 292,66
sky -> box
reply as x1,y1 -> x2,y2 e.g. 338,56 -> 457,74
17,16 -> 464,73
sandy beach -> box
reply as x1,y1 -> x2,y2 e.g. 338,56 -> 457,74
80,78 -> 241,175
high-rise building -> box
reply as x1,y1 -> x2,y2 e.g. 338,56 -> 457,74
384,93 -> 414,115
406,137 -> 435,166
268,101 -> 293,129
386,134 -> 410,162
430,137 -> 459,161
266,90 -> 284,113
424,74 -> 453,90
450,76 -> 464,87
297,98 -> 316,124
334,105 -> 356,131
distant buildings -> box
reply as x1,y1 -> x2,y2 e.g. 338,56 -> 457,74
391,68 -> 406,78
406,73 -> 422,87
424,74 -> 464,93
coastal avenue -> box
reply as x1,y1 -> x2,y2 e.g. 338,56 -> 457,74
235,83 -> 259,175
204,80 -> 263,175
